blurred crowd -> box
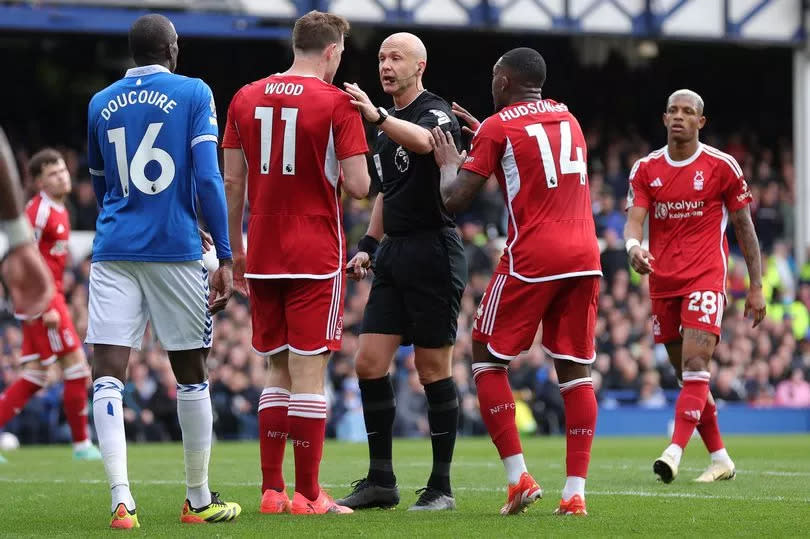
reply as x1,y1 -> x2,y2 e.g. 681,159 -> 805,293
2,128 -> 810,445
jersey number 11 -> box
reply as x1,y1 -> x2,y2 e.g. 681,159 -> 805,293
255,106 -> 298,176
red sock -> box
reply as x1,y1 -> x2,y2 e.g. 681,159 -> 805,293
62,376 -> 90,443
258,388 -> 290,492
288,393 -> 327,501
696,396 -> 724,453
672,372 -> 710,448
472,363 -> 522,459
0,373 -> 45,426
560,378 -> 597,478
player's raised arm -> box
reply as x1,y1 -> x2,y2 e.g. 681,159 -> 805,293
344,82 -> 434,154
730,205 -> 766,326
430,127 -> 485,213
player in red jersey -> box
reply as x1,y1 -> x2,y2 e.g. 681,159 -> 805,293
431,48 -> 600,516
0,149 -> 100,461
223,10 -> 370,515
624,89 -> 765,483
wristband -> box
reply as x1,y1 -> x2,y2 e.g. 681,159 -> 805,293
1,215 -> 34,250
625,238 -> 641,254
357,234 -> 379,257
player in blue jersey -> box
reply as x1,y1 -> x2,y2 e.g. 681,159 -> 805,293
86,14 -> 240,529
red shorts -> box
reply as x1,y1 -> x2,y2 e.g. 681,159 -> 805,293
651,290 -> 725,344
20,294 -> 81,366
472,274 -> 599,363
248,275 -> 345,356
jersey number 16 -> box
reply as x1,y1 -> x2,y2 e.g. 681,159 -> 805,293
107,123 -> 175,196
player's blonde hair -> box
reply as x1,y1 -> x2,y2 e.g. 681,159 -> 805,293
667,89 -> 704,115
293,10 -> 350,53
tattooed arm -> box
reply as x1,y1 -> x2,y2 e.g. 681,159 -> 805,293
730,205 -> 766,327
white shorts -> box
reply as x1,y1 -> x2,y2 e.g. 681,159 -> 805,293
86,260 -> 212,351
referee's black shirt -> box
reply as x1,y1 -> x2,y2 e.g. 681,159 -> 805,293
371,90 -> 461,236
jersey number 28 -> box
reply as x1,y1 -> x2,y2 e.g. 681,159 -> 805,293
107,123 -> 175,196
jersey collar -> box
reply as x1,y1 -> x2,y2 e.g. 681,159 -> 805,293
124,64 -> 171,78
394,89 -> 427,111
40,190 -> 65,211
664,143 -> 703,167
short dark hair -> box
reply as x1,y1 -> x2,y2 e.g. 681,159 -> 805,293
499,47 -> 547,87
293,10 -> 350,53
28,148 -> 63,178
129,14 -> 175,63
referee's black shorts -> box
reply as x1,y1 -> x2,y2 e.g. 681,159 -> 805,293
361,227 -> 467,348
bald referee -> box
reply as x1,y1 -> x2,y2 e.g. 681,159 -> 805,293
338,32 -> 466,511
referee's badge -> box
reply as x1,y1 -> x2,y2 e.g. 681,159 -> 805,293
394,145 -> 410,173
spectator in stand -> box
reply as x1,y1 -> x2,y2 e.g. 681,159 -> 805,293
774,368 -> 810,407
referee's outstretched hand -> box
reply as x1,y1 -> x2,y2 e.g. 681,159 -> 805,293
347,251 -> 371,281
451,101 -> 480,136
431,127 -> 467,169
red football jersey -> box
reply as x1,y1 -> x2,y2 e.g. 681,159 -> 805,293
222,75 -> 368,278
626,143 -> 753,298
25,192 -> 70,295
462,99 -> 602,282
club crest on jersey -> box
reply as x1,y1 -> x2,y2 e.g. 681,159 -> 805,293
693,170 -> 704,191
654,202 -> 668,219
394,145 -> 409,173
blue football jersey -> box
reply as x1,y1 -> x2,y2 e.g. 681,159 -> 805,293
87,65 -> 219,262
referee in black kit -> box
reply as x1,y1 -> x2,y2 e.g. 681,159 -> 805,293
339,32 -> 467,511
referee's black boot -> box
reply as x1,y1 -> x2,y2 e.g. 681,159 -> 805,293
336,478 -> 400,510
408,486 -> 456,511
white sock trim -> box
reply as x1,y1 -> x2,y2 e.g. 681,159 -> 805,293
21,370 -> 47,386
559,377 -> 593,394
259,387 -> 291,411
502,453 -> 527,485
63,363 -> 90,380
682,371 -> 711,382
710,448 -> 730,463
93,376 -> 124,401
665,443 -> 684,465
176,381 -> 211,401
562,476 -> 586,500
289,393 -> 327,419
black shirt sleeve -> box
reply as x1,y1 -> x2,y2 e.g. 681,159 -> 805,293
414,97 -> 461,148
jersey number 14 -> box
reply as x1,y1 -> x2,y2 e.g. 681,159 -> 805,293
107,123 -> 175,196
525,121 -> 586,188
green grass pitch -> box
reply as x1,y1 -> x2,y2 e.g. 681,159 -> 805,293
1,435 -> 808,537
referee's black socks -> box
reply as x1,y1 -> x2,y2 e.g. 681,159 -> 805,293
425,377 -> 459,495
359,375 -> 397,488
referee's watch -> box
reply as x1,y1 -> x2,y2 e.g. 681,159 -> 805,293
374,106 -> 389,125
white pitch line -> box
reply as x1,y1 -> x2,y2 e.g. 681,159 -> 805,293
0,477 -> 807,503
